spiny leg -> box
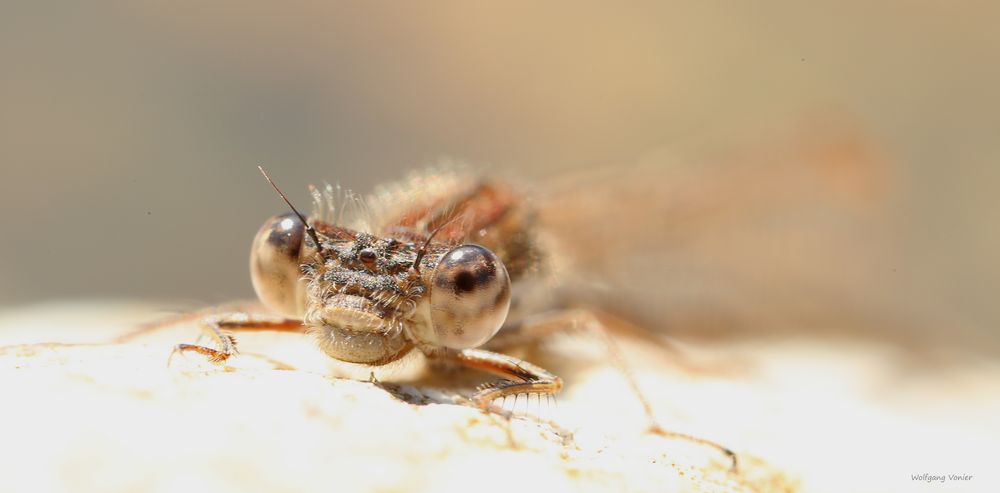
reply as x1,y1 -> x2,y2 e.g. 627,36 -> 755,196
428,347 -> 563,411
488,308 -> 738,472
428,347 -> 565,447
167,314 -> 303,366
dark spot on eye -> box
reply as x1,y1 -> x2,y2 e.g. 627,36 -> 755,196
453,270 -> 476,293
267,229 -> 293,249
266,216 -> 303,259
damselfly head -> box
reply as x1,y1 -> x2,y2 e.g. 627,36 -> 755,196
250,167 -> 515,355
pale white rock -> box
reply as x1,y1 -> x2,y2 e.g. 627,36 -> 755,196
2,302 -> 995,492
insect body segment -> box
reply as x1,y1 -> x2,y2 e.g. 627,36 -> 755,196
301,226 -> 424,365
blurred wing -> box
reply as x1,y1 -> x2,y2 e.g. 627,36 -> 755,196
538,125 -> 901,340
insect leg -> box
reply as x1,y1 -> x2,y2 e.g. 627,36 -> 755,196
428,348 -> 562,410
167,314 -> 303,366
489,308 -> 738,472
115,301 -> 262,343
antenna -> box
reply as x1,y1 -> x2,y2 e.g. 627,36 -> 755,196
412,212 -> 467,272
258,166 -> 324,255
412,224 -> 444,273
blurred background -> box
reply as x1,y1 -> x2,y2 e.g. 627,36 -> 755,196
1,1 -> 997,350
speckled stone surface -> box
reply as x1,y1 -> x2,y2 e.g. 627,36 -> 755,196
1,302 -> 994,492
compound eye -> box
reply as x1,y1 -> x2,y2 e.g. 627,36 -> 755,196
429,244 -> 511,349
250,212 -> 308,318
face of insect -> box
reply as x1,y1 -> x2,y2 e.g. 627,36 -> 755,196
252,208 -> 513,363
